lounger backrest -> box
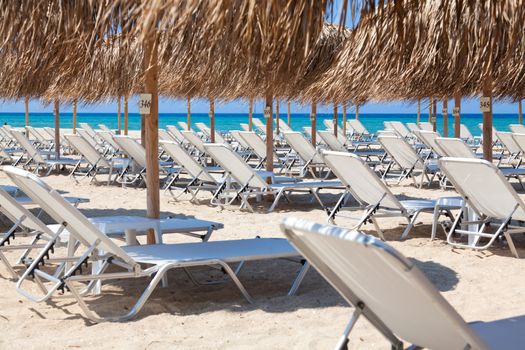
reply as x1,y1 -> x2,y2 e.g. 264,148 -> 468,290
181,131 -> 207,154
158,129 -> 175,141
76,128 -> 100,149
160,141 -> 215,183
238,131 -> 266,158
388,121 -> 410,138
378,136 -> 423,170
323,119 -> 334,130
434,138 -> 476,158
0,187 -> 52,233
509,124 -> 525,134
346,119 -> 368,135
406,122 -> 420,133
496,132 -> 521,154
97,131 -> 121,151
113,136 -> 147,168
3,166 -> 136,265
10,130 -> 44,163
79,123 -> 97,138
166,125 -> 185,143
42,127 -> 56,140
195,123 -> 211,138
512,133 -> 525,153
65,134 -> 109,168
439,157 -> 525,221
459,124 -> 473,139
204,144 -> 268,188
280,217 -> 488,350
278,119 -> 292,132
302,127 -> 324,144
35,128 -> 53,141
318,131 -> 346,152
177,121 -> 189,131
230,131 -> 250,149
322,151 -> 402,210
252,119 -> 267,134
283,132 -> 323,164
418,122 -> 434,131
413,130 -> 445,156
98,124 -> 112,133
240,123 -> 250,131
27,127 -> 45,143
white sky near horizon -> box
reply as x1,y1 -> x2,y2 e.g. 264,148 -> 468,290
1,1 -> 520,115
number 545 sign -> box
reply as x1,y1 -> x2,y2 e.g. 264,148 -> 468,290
139,94 -> 152,114
479,97 -> 491,113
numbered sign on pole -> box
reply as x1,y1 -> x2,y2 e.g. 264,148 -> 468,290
139,94 -> 152,114
442,108 -> 448,115
452,107 -> 460,116
264,106 -> 272,119
480,97 -> 491,113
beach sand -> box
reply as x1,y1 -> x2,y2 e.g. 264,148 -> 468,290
1,171 -> 525,349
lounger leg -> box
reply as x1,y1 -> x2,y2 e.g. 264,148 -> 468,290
268,189 -> 284,213
335,305 -> 363,350
400,212 -> 420,241
503,232 -> 520,258
287,261 -> 310,296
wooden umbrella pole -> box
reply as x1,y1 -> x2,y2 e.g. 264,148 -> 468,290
287,100 -> 291,126
428,97 -> 433,123
72,98 -> 77,134
342,103 -> 347,135
53,100 -> 60,160
454,94 -> 461,138
248,96 -> 253,131
209,97 -> 215,143
265,95 -> 273,172
416,99 -> 421,124
482,77 -> 493,161
117,96 -> 122,135
333,102 -> 338,136
186,96 -> 191,130
24,96 -> 29,128
432,98 -> 437,132
519,99 -> 523,124
143,21 -> 160,244
124,95 -> 129,135
442,98 -> 448,137
311,100 -> 317,146
275,99 -> 280,135
355,100 -> 359,120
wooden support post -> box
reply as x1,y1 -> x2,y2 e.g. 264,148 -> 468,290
416,99 -> 421,124
186,96 -> 191,131
124,95 -> 129,135
333,103 -> 338,136
442,98 -> 448,137
143,21 -> 160,244
287,100 -> 291,126
209,97 -> 215,143
428,97 -> 433,123
53,100 -> 60,159
454,94 -> 461,138
342,103 -> 347,135
519,99 -> 523,124
248,96 -> 253,131
265,95 -> 273,172
72,98 -> 77,134
117,96 -> 122,135
275,100 -> 280,135
311,100 -> 317,146
355,100 -> 359,119
432,98 -> 437,132
482,77 -> 493,161
24,96 -> 29,127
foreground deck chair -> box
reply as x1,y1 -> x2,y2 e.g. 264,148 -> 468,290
282,132 -> 330,178
379,135 -> 439,187
322,151 -> 460,240
204,144 -> 342,212
439,157 -> 525,258
281,217 -> 525,350
10,130 -> 81,175
5,166 -> 307,322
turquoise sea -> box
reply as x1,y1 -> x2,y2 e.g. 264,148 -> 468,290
0,112 -> 521,136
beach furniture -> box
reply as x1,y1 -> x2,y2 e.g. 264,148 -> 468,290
65,134 -> 128,185
318,130 -> 347,152
378,135 -> 439,187
321,150 -> 461,240
180,130 -> 209,159
413,130 -> 446,158
323,119 -> 347,145
509,124 -> 525,134
278,119 -> 293,133
10,130 -> 81,175
78,123 -> 101,141
177,121 -> 189,131
281,217 -> 524,350
406,122 -> 420,133
346,119 -> 371,139
77,128 -> 103,150
195,122 -> 228,144
5,166 -> 306,322
418,121 -> 434,131
495,131 -> 522,163
98,124 -> 113,133
240,123 -> 250,131
384,121 -> 411,139
238,131 -> 287,169
113,136 -> 176,186
459,124 -> 475,142
302,127 -> 325,145
282,131 -> 330,178
26,126 -> 53,150
252,118 -> 267,135
158,129 -> 176,142
229,130 -> 251,150
204,143 -> 342,212
439,157 -> 525,258
96,130 -> 122,156
165,125 -> 186,144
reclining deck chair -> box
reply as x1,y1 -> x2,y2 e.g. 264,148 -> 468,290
5,166 -> 307,322
282,132 -> 330,178
251,118 -> 267,136
181,130 -> 208,160
195,122 -> 228,144
238,131 -> 287,170
321,151 -> 461,240
165,125 -> 186,144
346,119 -> 372,140
509,124 -> 525,134
323,120 -> 347,145
177,121 -> 189,131
204,144 -> 342,212
439,157 -> 525,258
384,121 -> 411,139
281,217 -> 525,350
418,121 -> 434,131
496,132 -> 522,164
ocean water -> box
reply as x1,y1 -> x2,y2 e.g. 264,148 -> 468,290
0,112 -> 521,136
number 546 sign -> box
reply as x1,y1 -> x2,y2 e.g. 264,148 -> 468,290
479,97 -> 491,113
139,94 -> 152,114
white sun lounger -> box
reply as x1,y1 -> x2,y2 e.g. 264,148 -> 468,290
318,130 -> 347,152
418,121 -> 434,131
323,119 -> 347,145
5,166 -> 306,322
459,124 -> 475,141
204,144 -> 342,212
252,118 -> 267,135
282,132 -> 330,178
406,122 -> 420,133
195,122 -> 228,144
281,217 -> 525,350
240,123 -> 250,131
278,119 -> 292,133
181,130 -> 208,158
346,119 -> 371,139
439,157 -> 525,258
97,124 -> 113,133
321,150 -> 461,240
413,130 -> 446,157
77,128 -> 102,150
384,121 -> 411,139
496,132 -> 522,162
165,125 -> 186,144
177,121 -> 189,131
238,131 -> 286,169
509,124 -> 525,134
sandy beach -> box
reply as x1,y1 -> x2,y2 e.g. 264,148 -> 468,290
1,171 -> 525,350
